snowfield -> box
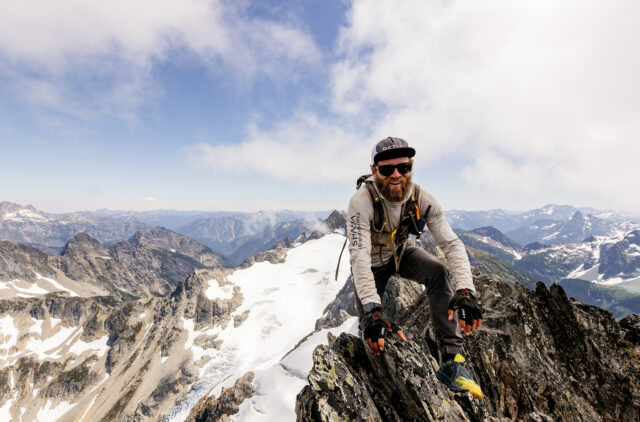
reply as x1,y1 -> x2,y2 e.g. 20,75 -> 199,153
168,233 -> 354,421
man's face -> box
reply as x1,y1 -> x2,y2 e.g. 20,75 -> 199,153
372,157 -> 412,202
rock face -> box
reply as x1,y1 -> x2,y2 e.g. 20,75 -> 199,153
296,271 -> 640,421
0,228 -> 232,299
599,229 -> 640,279
0,268 -> 242,422
185,371 -> 255,422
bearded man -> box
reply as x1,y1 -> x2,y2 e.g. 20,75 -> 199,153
347,136 -> 483,399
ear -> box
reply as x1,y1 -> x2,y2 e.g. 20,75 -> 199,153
370,164 -> 377,175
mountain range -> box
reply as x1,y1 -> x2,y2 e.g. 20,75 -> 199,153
0,202 -> 327,264
0,227 -> 232,300
1,202 -> 640,420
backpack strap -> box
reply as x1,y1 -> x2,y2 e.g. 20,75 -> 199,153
335,174 -> 386,281
364,182 -> 385,232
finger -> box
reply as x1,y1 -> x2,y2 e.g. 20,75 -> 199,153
378,337 -> 385,352
459,319 -> 466,332
371,340 -> 379,355
465,323 -> 472,335
448,309 -> 455,321
397,329 -> 408,342
472,319 -> 479,331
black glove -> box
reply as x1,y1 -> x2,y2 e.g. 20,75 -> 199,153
363,307 -> 401,343
448,289 -> 483,330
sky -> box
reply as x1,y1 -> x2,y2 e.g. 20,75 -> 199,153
1,0 -> 639,214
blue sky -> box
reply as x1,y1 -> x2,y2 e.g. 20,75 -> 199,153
1,0 -> 639,213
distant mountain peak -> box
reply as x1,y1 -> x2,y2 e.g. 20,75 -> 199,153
61,232 -> 103,255
323,210 -> 347,232
0,201 -> 36,212
466,226 -> 522,250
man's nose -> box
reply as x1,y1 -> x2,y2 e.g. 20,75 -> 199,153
390,167 -> 401,178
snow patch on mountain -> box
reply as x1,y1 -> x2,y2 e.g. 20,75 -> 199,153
1,208 -> 52,223
0,279 -> 49,297
167,233 -> 351,421
35,400 -> 74,421
0,313 -> 109,369
204,279 -> 234,301
234,317 -> 359,421
66,335 -> 109,358
35,272 -> 79,297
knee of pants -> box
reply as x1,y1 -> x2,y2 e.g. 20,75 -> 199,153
428,262 -> 451,291
434,262 -> 448,280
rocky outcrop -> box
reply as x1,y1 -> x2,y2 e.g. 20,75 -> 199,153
0,268 -> 242,421
0,241 -> 56,281
1,228 -> 233,299
128,227 -> 233,268
600,229 -> 640,278
315,276 -> 357,330
185,371 -> 255,422
323,210 -> 347,233
297,271 -> 640,421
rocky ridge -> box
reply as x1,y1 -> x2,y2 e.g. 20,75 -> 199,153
0,227 -> 232,299
296,270 -> 640,421
0,267 -> 243,421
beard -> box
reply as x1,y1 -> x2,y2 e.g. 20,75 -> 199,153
374,172 -> 412,203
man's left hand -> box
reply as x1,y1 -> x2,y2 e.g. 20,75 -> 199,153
447,289 -> 483,335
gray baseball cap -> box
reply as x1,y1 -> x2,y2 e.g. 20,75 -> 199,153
371,137 -> 416,164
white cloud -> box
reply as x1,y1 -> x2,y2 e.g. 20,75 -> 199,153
191,0 -> 640,210
185,113 -> 370,184
330,0 -> 640,207
0,0 -> 321,119
142,196 -> 158,201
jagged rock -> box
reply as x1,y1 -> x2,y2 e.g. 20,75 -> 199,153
315,276 -> 357,330
297,273 -> 640,421
315,274 -> 422,331
128,227 -> 233,268
323,210 -> 347,232
0,241 -> 55,281
1,227 -> 233,300
185,372 -> 255,422
296,332 -> 469,421
240,248 -> 289,267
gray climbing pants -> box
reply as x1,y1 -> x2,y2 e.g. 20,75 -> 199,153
355,245 -> 464,355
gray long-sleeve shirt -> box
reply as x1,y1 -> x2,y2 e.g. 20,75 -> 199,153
347,179 -> 474,306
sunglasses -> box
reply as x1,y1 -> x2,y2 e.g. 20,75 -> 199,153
375,161 -> 413,177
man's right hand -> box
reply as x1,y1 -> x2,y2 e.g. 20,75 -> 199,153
363,307 -> 407,356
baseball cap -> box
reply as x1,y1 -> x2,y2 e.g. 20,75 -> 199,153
371,137 -> 416,164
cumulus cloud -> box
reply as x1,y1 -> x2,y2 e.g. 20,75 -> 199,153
0,0 -> 321,119
185,113 -> 370,184
331,0 -> 640,207
191,0 -> 640,209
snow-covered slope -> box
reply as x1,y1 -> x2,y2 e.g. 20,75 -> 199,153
167,232 -> 353,420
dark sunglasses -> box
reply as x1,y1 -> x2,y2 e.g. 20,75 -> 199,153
375,161 -> 413,176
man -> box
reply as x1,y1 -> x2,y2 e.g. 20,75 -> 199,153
347,136 -> 483,399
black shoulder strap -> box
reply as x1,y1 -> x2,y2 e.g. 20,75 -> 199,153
356,174 -> 385,231
365,183 -> 385,231
356,174 -> 371,189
